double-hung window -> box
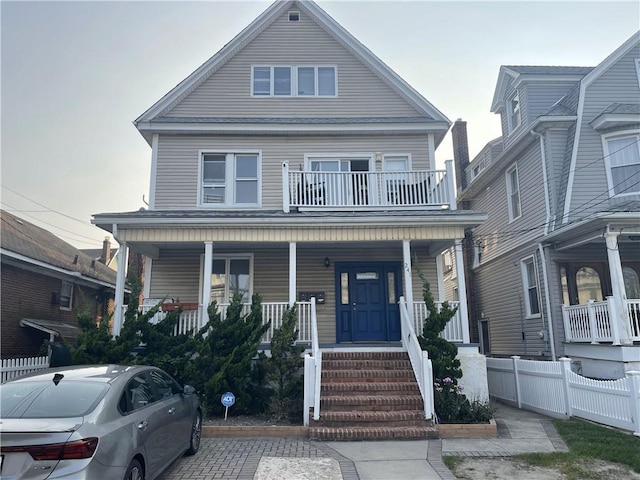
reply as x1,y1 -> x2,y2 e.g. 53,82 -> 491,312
252,65 -> 336,97
201,153 -> 259,207
521,257 -> 540,317
603,132 -> 640,196
507,92 -> 521,133
60,281 -> 73,310
210,255 -> 252,305
506,164 -> 521,221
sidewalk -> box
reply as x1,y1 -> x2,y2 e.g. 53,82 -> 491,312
157,402 -> 568,480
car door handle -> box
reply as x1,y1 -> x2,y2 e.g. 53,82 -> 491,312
137,421 -> 148,430
168,407 -> 176,415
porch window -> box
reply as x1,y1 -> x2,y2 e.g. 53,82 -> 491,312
603,133 -> 640,196
252,65 -> 336,97
576,267 -> 603,304
210,256 -> 252,304
623,266 -> 640,299
506,164 -> 521,222
200,153 -> 259,207
521,257 -> 540,317
60,281 -> 73,311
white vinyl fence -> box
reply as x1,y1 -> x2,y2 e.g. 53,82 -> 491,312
487,356 -> 640,436
1,356 -> 50,383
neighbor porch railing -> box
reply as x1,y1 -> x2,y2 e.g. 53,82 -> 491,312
303,298 -> 321,426
562,298 -> 640,344
283,161 -> 456,211
399,296 -> 434,420
412,301 -> 464,342
138,301 -> 312,343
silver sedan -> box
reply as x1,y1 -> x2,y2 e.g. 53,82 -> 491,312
0,365 -> 202,480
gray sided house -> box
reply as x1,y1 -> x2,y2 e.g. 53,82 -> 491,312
455,32 -> 640,379
1,210 -> 117,358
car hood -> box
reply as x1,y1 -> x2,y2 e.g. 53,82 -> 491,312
0,417 -> 83,433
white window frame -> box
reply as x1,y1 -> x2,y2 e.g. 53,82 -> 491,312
473,243 -> 483,268
507,92 -> 521,134
521,256 -> 541,318
60,281 -> 73,311
288,10 -> 300,22
198,151 -> 262,208
506,164 -> 522,222
200,253 -> 254,305
251,65 -> 337,97
601,130 -> 640,198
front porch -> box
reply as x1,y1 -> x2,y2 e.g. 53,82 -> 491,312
562,298 -> 640,345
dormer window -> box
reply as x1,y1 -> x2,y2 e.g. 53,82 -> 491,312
508,93 -> 521,133
252,65 -> 337,97
288,11 -> 300,22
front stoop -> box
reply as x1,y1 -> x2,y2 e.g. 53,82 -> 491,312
309,351 -> 437,441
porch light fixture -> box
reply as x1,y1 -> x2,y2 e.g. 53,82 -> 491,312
324,257 -> 330,268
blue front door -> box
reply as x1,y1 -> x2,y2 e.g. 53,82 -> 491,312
336,263 -> 402,342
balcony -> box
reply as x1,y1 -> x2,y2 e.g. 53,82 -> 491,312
282,161 -> 456,212
562,298 -> 640,344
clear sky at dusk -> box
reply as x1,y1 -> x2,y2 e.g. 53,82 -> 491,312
2,1 -> 639,249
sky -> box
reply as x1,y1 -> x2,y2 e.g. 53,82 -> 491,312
2,0 -> 639,250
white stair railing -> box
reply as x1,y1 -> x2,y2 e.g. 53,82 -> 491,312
399,296 -> 434,420
303,297 -> 321,426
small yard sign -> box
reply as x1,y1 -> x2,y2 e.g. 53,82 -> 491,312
221,391 -> 235,420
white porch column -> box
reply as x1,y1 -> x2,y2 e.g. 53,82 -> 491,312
289,242 -> 297,306
454,239 -> 471,344
113,242 -> 129,337
202,242 -> 213,326
445,160 -> 457,211
282,162 -> 290,213
605,231 -> 632,344
402,240 -> 414,324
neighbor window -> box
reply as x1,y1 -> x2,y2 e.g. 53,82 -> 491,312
521,257 -> 540,317
623,266 -> 640,299
60,281 -> 73,310
252,65 -> 336,97
508,92 -> 521,133
201,153 -> 259,206
506,164 -> 521,221
210,256 -> 252,304
603,133 -> 640,196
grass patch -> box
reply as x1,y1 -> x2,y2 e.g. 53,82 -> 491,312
443,455 -> 465,471
513,418 -> 640,479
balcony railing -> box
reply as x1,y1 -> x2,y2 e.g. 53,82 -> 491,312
562,298 -> 640,344
283,161 -> 456,212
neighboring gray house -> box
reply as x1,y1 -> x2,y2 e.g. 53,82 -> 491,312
455,32 -> 640,379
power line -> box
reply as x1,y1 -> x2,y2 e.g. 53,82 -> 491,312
1,185 -> 93,226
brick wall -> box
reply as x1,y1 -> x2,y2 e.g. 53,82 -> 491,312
1,264 -> 109,358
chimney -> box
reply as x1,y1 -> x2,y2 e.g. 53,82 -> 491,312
101,237 -> 111,265
452,118 -> 470,193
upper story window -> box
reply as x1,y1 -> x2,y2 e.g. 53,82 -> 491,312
521,257 -> 540,317
507,93 -> 521,133
603,132 -> 640,196
200,152 -> 260,207
60,281 -> 73,311
506,164 -> 521,222
252,66 -> 337,97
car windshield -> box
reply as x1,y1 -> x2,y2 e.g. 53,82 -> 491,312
1,381 -> 109,418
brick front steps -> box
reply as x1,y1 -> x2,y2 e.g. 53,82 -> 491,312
309,351 -> 437,441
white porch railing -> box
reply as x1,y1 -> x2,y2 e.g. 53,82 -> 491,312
412,301 -> 464,343
487,356 -> 640,436
400,297 -> 434,420
1,356 -> 49,383
286,168 -> 452,210
138,301 -> 312,343
561,298 -> 640,344
303,298 -> 321,426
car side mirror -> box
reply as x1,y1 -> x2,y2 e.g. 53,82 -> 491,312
183,384 -> 196,395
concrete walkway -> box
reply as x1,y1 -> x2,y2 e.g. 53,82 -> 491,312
157,402 -> 569,480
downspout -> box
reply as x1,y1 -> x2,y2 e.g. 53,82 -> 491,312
537,243 -> 557,361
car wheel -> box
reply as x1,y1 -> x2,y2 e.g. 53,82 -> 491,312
185,411 -> 202,455
124,459 -> 144,480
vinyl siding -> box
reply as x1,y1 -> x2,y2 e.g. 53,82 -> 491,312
468,143 -> 546,263
474,245 -> 549,358
147,243 -> 438,344
165,6 -> 421,119
524,83 -> 577,121
154,134 -> 431,210
544,127 -> 571,231
566,44 -> 640,222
